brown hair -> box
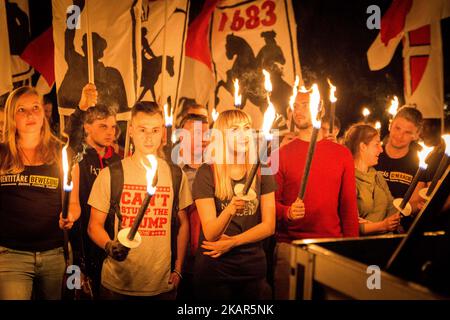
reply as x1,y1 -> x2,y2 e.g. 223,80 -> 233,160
0,86 -> 61,174
84,103 -> 117,124
393,105 -> 423,129
344,123 -> 379,158
321,115 -> 341,130
131,101 -> 163,120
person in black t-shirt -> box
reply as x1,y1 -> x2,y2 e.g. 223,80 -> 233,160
375,106 -> 426,214
64,83 -> 121,298
192,109 -> 277,300
0,86 -> 80,300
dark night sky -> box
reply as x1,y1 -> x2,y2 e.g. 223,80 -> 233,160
27,0 -> 450,133
190,0 -> 449,133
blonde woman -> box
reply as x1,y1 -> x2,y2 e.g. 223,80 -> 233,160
0,86 -> 80,300
192,109 -> 276,300
344,124 -> 400,235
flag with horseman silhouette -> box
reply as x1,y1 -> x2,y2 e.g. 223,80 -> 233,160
139,0 -> 189,110
52,0 -> 141,117
211,0 -> 302,128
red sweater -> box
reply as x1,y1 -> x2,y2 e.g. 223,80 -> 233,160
274,138 -> 359,242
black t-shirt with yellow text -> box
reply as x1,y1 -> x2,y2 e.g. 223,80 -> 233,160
0,164 -> 63,251
192,163 -> 277,282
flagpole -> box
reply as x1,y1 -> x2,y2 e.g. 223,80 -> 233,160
160,0 -> 168,105
85,0 -> 94,84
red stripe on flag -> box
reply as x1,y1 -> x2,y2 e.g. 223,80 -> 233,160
185,0 -> 218,71
381,0 -> 413,46
410,55 -> 428,94
20,27 -> 54,86
409,25 -> 431,46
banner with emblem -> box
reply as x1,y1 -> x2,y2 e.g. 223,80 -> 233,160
139,0 -> 189,114
210,0 -> 301,128
52,0 -> 141,118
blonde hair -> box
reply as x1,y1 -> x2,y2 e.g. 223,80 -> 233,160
0,86 -> 61,174
212,109 -> 255,200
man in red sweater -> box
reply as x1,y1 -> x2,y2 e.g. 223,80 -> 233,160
273,91 -> 359,299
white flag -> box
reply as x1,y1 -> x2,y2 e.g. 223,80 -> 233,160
211,0 -> 302,128
367,0 -> 449,118
403,22 -> 444,119
139,0 -> 189,113
53,0 -> 141,118
0,0 -> 12,96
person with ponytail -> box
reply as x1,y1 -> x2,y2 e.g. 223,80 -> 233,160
344,124 -> 400,235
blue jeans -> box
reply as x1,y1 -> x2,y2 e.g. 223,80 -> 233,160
0,245 -> 65,300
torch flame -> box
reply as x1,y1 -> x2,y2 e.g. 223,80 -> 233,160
164,103 -> 173,127
141,155 -> 158,195
327,79 -> 337,103
418,142 -> 434,170
212,108 -> 219,122
171,132 -> 177,144
262,101 -> 276,141
62,144 -> 73,192
262,69 -> 272,93
299,86 -> 308,93
309,84 -> 321,129
388,96 -> 399,116
234,79 -> 241,107
442,134 -> 450,156
362,108 -> 371,117
289,76 -> 300,111
375,121 -> 381,130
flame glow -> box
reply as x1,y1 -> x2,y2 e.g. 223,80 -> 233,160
212,108 -> 219,122
309,84 -> 321,129
299,86 -> 308,93
388,96 -> 399,116
418,142 -> 434,170
171,132 -> 177,144
62,144 -> 73,192
262,69 -> 272,93
327,79 -> 337,103
362,108 -> 371,117
141,155 -> 158,195
289,76 -> 300,111
234,79 -> 241,107
442,134 -> 450,156
262,101 -> 276,141
164,103 -> 173,127
375,121 -> 381,130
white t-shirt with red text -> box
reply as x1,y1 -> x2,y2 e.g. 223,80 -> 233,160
88,156 -> 192,296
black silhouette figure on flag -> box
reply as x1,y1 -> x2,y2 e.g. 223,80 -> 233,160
5,0 -> 30,55
58,0 -> 128,112
138,27 -> 175,102
215,31 -> 292,118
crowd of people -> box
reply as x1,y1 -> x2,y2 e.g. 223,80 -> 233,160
0,83 -> 448,300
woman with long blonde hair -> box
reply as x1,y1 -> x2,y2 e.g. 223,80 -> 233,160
192,109 -> 276,300
0,86 -> 80,300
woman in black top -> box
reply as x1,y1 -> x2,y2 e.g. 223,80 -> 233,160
192,109 -> 276,300
0,86 -> 80,300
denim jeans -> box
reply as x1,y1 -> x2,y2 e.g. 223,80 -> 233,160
0,245 -> 65,300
